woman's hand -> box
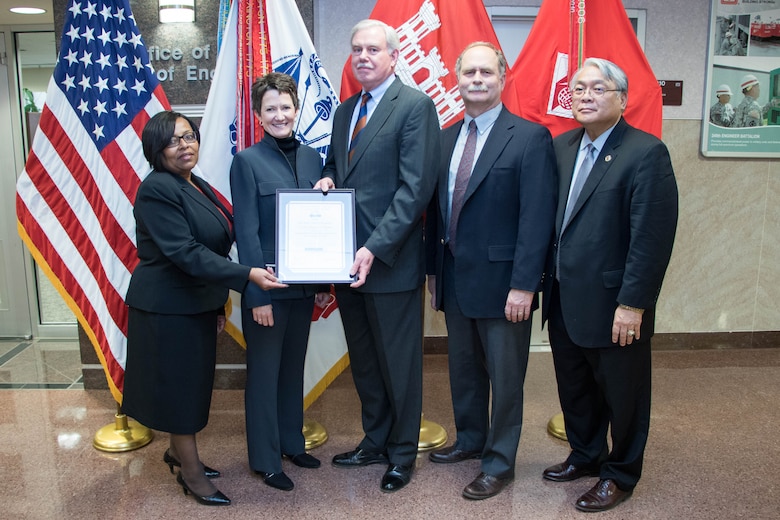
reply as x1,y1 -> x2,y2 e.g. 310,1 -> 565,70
249,266 -> 288,291
252,304 -> 274,327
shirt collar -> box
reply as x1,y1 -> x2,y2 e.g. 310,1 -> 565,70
464,103 -> 503,136
580,120 -> 619,154
362,74 -> 396,105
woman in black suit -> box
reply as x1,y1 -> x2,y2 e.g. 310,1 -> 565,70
122,111 -> 286,506
230,73 -> 329,491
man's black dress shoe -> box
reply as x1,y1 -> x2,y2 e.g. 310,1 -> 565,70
542,461 -> 599,482
164,449 -> 221,478
285,452 -> 321,468
176,473 -> 231,505
332,448 -> 388,467
429,445 -> 481,464
575,479 -> 632,512
255,470 -> 294,491
462,472 -> 512,500
380,464 -> 412,493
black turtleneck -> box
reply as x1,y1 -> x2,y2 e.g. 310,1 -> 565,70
272,134 -> 299,182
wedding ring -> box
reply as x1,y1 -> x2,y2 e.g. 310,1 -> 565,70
627,330 -> 635,336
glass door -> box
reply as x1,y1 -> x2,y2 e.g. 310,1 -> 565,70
0,31 -> 33,338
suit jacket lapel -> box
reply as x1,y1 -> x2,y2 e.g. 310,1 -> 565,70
187,175 -> 232,236
439,122 -> 462,222
562,118 -> 628,233
556,129 -> 583,235
464,108 -> 512,202
346,78 -> 401,177
337,94 -> 359,178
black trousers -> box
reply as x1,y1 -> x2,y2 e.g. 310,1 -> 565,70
441,249 -> 531,478
548,282 -> 651,491
335,286 -> 423,467
243,297 -> 314,473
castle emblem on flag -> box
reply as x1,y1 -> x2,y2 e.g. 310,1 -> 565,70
547,52 -> 575,119
394,0 -> 462,127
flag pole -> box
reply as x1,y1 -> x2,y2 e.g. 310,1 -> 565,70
93,403 -> 154,452
418,293 -> 447,451
418,413 -> 447,451
303,417 -> 328,450
547,412 -> 567,441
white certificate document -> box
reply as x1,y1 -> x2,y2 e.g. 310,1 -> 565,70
276,189 -> 356,283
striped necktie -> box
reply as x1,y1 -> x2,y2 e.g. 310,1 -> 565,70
349,92 -> 371,162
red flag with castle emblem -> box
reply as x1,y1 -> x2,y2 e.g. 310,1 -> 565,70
505,0 -> 662,138
339,0 -> 503,128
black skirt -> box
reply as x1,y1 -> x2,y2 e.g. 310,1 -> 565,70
122,307 -> 219,434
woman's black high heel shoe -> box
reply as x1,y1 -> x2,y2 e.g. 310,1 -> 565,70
176,473 -> 231,506
164,449 -> 221,478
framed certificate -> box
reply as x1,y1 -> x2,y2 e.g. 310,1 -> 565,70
275,189 -> 356,284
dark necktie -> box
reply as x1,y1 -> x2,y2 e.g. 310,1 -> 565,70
349,92 -> 371,162
448,120 -> 477,251
562,143 -> 595,230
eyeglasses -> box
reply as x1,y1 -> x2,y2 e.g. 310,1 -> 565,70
571,86 -> 622,98
166,132 -> 197,148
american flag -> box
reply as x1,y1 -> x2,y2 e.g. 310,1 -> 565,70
15,0 -> 169,402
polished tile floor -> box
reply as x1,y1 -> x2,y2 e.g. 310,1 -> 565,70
0,339 -> 83,389
1,339 -> 779,519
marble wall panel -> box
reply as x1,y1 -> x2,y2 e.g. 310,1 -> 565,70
754,160 -> 780,330
659,120 -> 775,332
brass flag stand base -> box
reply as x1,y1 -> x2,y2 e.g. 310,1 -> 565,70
303,418 -> 328,450
547,412 -> 568,441
418,413 -> 447,451
93,404 -> 154,452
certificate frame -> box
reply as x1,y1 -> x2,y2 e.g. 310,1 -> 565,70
275,189 -> 356,284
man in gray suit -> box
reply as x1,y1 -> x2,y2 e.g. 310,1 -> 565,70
425,42 -> 557,500
542,58 -> 678,513
315,19 -> 440,493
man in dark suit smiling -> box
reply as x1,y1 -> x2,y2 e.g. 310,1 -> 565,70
425,42 -> 557,500
543,58 -> 678,513
315,19 -> 440,493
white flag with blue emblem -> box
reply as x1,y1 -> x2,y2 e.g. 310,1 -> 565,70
194,0 -> 238,201
267,0 -> 339,162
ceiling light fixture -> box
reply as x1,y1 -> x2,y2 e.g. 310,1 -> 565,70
159,0 -> 196,24
10,7 -> 47,15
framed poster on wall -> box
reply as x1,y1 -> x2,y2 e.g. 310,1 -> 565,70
701,0 -> 780,158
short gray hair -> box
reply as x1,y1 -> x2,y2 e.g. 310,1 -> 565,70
351,19 -> 401,54
571,58 -> 629,94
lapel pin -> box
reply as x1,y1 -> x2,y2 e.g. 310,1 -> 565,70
604,155 -> 612,162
